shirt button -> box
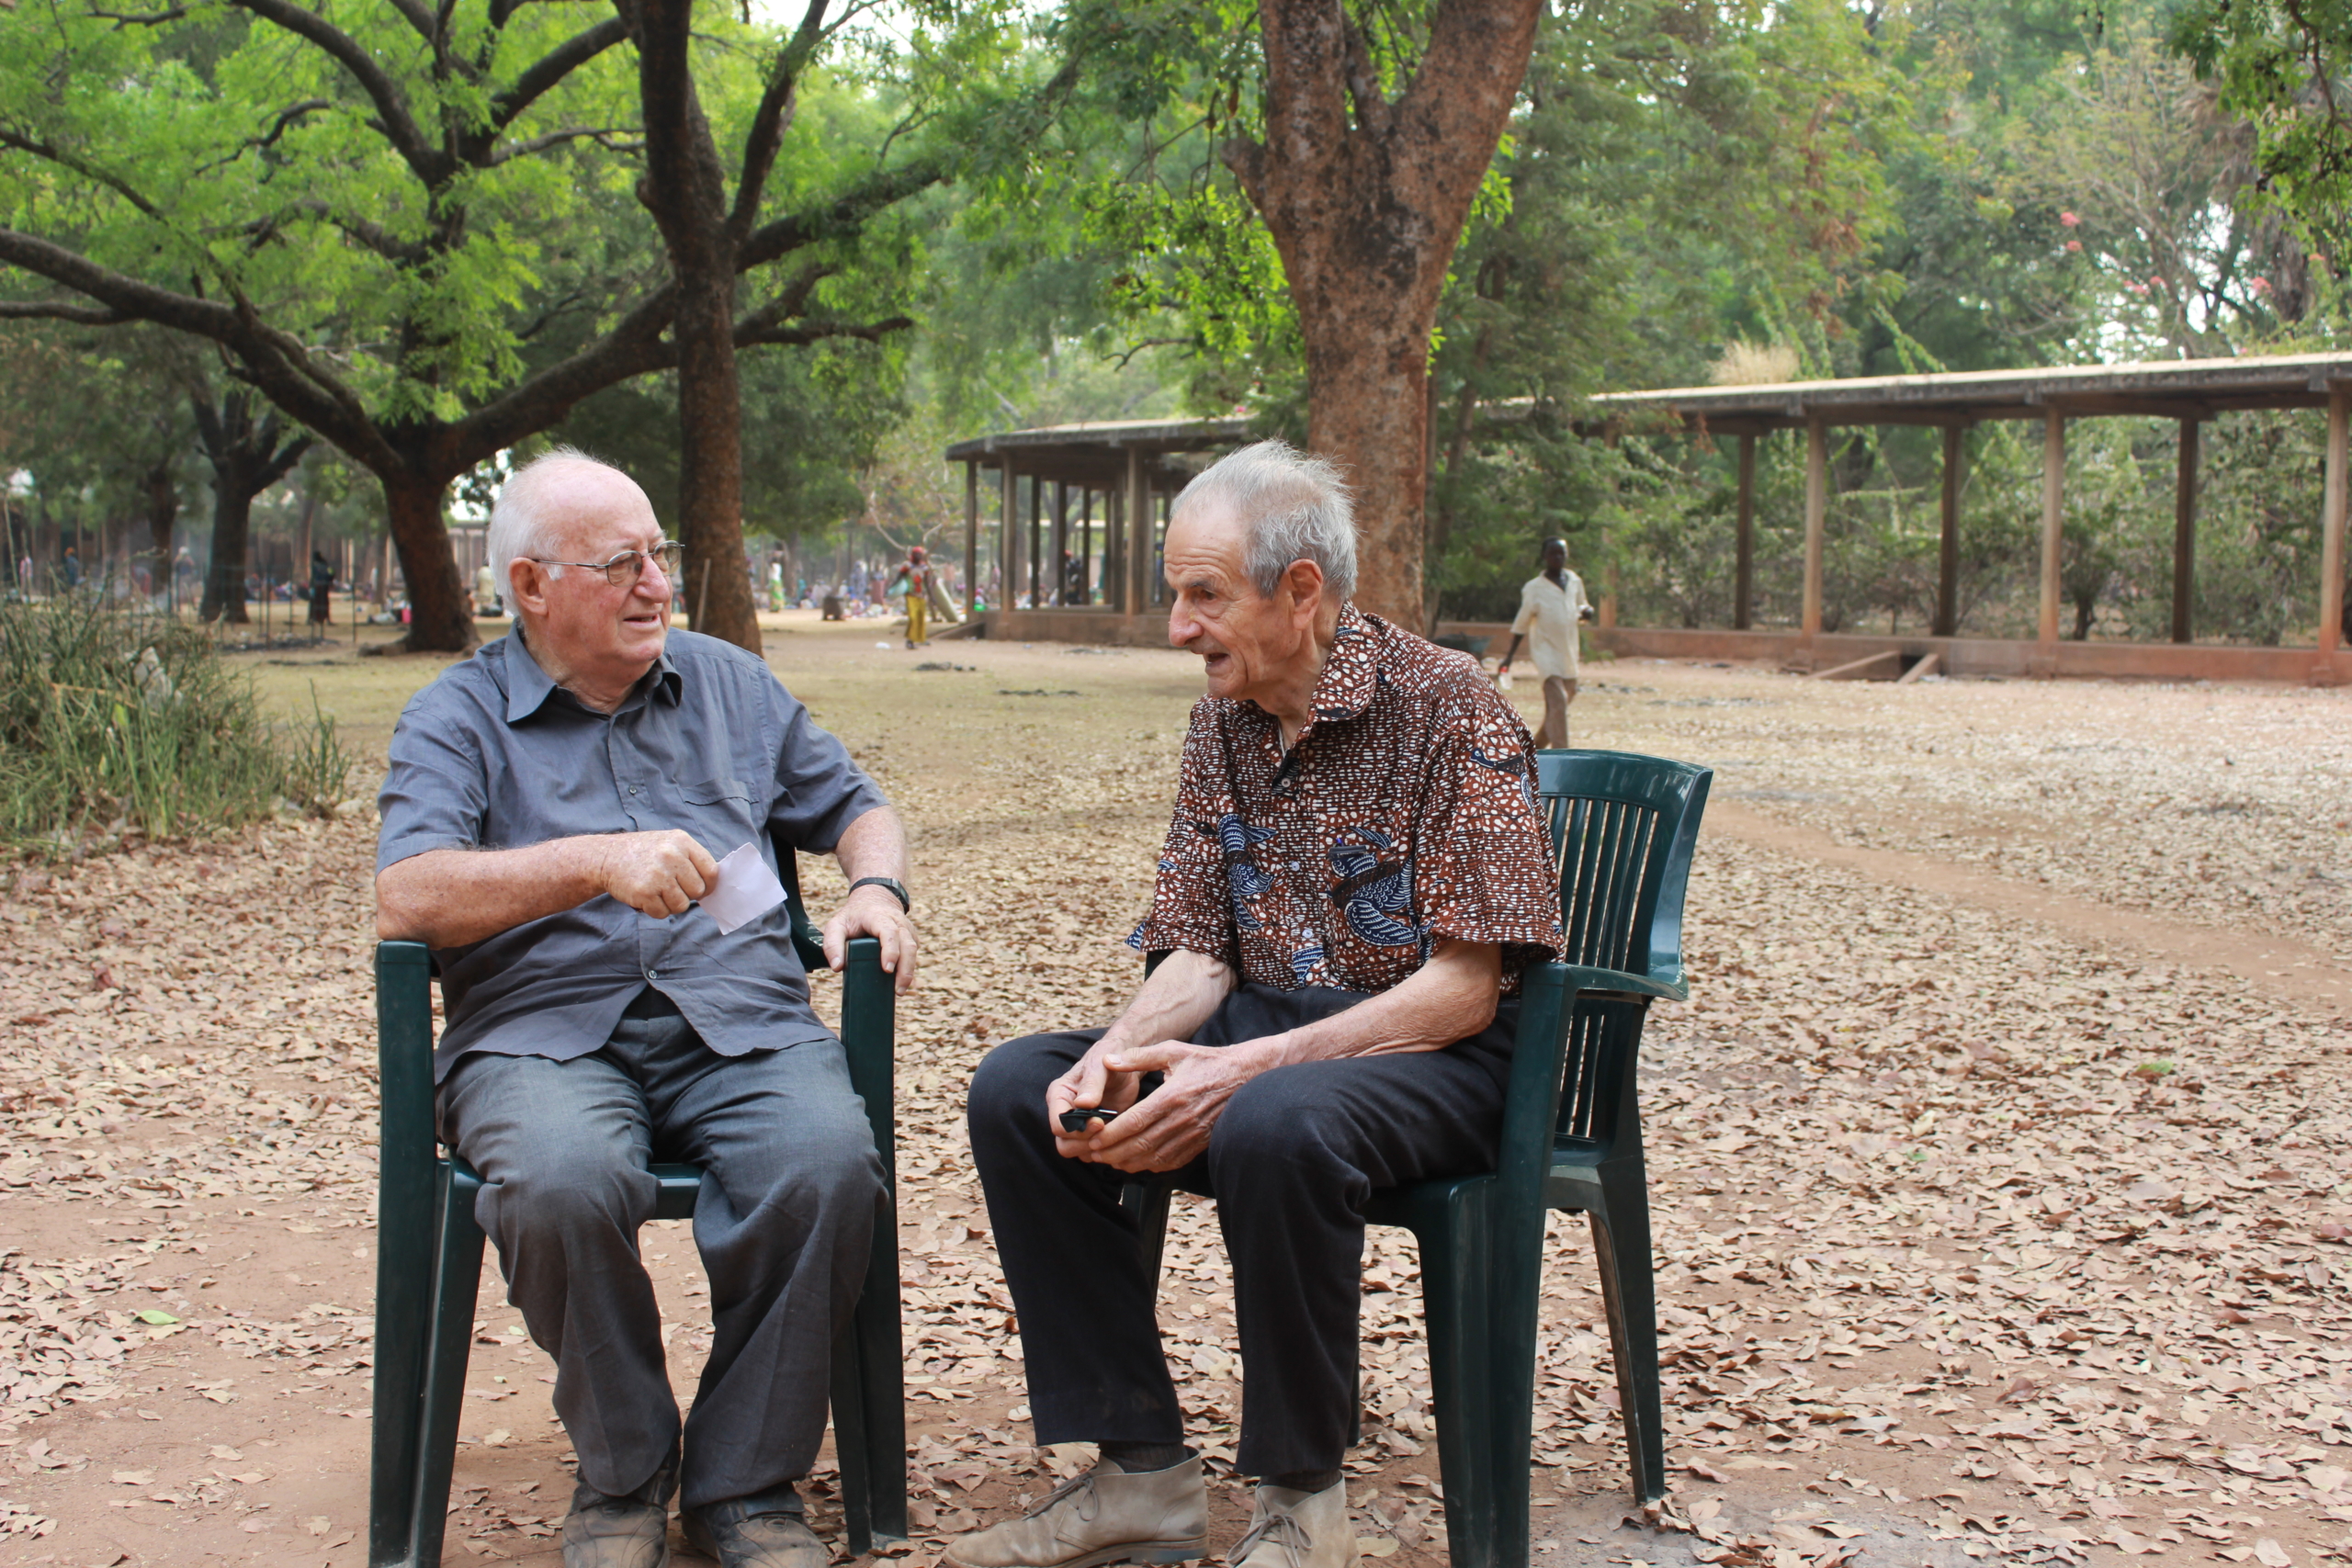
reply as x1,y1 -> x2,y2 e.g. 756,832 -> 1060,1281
646,970 -> 659,982
629,785 -> 639,795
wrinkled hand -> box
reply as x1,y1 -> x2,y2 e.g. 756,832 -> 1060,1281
1070,1041 -> 1268,1174
822,885 -> 919,994
1045,1039 -> 1152,1161
599,830 -> 718,919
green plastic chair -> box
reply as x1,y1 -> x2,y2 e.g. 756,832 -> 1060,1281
368,850 -> 908,1568
1123,749 -> 1710,1568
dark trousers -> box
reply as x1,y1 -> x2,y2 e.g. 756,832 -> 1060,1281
437,1000 -> 885,1509
967,983 -> 1514,1477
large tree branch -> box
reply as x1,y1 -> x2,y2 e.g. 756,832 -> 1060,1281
0,225 -> 397,471
382,0 -> 438,45
1339,14 -> 1391,139
228,0 -> 443,183
491,16 -> 631,131
734,313 -> 910,349
1255,0 -> 1354,185
0,127 -> 175,227
0,299 -> 129,323
737,159 -> 944,271
729,0 -> 831,244
490,125 -> 644,164
1392,0 -> 1543,187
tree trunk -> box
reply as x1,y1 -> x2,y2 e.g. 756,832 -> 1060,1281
143,458 -> 176,579
381,472 -> 479,654
1225,0 -> 1544,630
624,0 -> 763,656
674,268 -> 760,651
199,459 -> 255,625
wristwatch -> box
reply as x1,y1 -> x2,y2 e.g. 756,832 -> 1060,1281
849,876 -> 911,913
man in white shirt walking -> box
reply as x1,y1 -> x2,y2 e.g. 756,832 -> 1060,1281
1497,537 -> 1593,749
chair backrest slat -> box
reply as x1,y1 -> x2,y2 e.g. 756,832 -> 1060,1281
1533,750 -> 1713,1147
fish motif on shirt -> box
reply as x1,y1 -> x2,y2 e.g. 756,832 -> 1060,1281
1216,814 -> 1280,931
1328,827 -> 1424,948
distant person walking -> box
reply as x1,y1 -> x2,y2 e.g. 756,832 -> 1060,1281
474,559 -> 500,618
310,551 -> 336,630
62,545 -> 81,592
889,546 -> 933,648
1498,536 -> 1594,750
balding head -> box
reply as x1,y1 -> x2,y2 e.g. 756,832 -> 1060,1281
487,448 -> 650,589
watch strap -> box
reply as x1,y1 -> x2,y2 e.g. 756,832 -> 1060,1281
849,876 -> 911,913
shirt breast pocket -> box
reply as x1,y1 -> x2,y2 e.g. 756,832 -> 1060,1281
680,776 -> 758,841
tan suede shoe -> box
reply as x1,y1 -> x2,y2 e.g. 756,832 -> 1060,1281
1227,1482 -> 1354,1568
944,1457 -> 1208,1568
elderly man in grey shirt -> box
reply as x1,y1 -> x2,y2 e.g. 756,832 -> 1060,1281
376,449 -> 918,1568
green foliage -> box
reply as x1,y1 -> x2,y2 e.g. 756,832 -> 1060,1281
0,595 -> 349,852
2173,0 -> 2352,256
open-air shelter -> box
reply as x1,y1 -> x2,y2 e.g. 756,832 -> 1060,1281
944,355 -> 2352,682
943,415 -> 1248,645
1582,351 -> 2352,683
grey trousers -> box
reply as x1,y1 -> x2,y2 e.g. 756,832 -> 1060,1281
436,1003 -> 885,1508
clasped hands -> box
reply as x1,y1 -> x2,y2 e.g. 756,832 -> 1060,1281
596,828 -> 919,992
1046,1034 -> 1275,1174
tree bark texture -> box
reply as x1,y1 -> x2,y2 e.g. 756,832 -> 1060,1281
1224,0 -> 1543,629
620,0 -> 772,657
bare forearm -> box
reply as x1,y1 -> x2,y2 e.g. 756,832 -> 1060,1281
376,840 -> 611,946
1501,633 -> 1526,665
831,805 -> 910,886
1105,949 -> 1236,1054
1241,941 -> 1501,1071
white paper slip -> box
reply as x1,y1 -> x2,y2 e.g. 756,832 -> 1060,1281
700,840 -> 787,935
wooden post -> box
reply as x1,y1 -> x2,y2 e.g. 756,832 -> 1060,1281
1125,447 -> 1152,619
1050,479 -> 1069,606
1027,476 -> 1043,609
1803,414 -> 1826,640
2038,408 -> 2064,650
998,459 -> 1018,615
2172,419 -> 2199,645
1733,434 -> 1756,632
1935,423 -> 1962,637
962,459 -> 978,618
2320,381 -> 2348,668
1104,482 -> 1125,614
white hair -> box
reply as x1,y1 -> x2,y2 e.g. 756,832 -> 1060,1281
487,446 -> 616,588
1171,438 -> 1357,602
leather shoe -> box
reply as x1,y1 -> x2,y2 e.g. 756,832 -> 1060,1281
563,1450 -> 676,1568
684,1491 -> 828,1568
1227,1481 -> 1353,1568
945,1456 -> 1207,1568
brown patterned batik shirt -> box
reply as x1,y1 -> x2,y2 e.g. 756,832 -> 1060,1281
1130,603 -> 1564,997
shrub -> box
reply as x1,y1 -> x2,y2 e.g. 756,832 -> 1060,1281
0,596 -> 351,852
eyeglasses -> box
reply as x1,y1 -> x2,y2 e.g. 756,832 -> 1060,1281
530,541 -> 684,588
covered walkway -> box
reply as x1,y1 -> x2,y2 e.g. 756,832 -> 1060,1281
1583,352 -> 2352,682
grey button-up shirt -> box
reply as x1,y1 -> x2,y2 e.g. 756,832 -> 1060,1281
377,629 -> 888,1082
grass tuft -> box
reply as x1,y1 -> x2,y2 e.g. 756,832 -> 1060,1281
0,596 -> 352,853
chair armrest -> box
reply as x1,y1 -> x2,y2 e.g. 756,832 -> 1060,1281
835,936 -> 898,1191
1557,963 -> 1686,1004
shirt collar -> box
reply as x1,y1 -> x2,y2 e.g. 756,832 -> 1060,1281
503,627 -> 681,723
1304,602 -> 1379,726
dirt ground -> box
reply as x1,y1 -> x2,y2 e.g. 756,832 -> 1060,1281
2,611 -> 2347,1568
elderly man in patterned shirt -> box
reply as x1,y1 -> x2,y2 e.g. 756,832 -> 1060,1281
953,441 -> 1564,1568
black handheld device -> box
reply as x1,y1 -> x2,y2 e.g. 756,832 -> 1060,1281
1058,1107 -> 1119,1134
